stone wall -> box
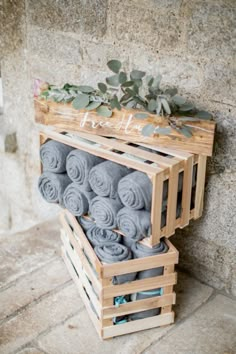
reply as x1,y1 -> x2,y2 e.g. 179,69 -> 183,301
1,0 -> 235,294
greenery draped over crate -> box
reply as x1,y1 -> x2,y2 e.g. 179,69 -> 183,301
40,59 -> 213,138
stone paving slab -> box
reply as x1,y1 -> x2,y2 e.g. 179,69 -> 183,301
36,272 -> 213,354
0,258 -> 70,322
0,283 -> 84,354
0,219 -> 60,288
146,294 -> 236,354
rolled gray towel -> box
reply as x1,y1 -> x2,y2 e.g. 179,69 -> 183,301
117,207 -> 151,241
89,161 -> 131,198
63,183 -> 96,216
77,216 -> 95,231
38,172 -> 71,206
66,149 -> 104,191
122,236 -> 136,249
94,242 -> 137,284
87,226 -> 121,247
131,241 -> 169,279
118,171 -> 152,210
40,140 -> 74,173
129,290 -> 161,320
90,196 -> 123,229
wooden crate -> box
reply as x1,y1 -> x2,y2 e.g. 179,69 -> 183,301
39,128 -> 207,246
60,210 -> 179,339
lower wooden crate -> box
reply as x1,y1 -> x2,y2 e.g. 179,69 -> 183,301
60,210 -> 178,339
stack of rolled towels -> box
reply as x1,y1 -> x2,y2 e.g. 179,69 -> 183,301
38,139 -> 195,322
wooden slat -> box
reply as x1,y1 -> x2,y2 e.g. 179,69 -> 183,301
166,163 -> 182,236
180,155 -> 194,228
150,172 -> 164,244
194,155 -> 207,219
161,265 -> 175,315
103,273 -> 177,299
102,251 -> 178,278
61,247 -> 101,336
35,98 -> 215,156
61,232 -> 102,317
103,293 -> 175,319
102,312 -> 174,339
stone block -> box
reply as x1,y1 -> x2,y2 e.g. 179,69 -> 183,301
0,132 -> 18,153
0,258 -> 70,321
28,28 -> 83,65
0,219 -> 60,287
27,0 -> 108,38
0,283 -> 82,354
185,0 -> 236,60
147,295 -> 236,354
112,3 -> 182,51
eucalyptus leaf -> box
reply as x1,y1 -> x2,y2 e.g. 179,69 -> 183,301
107,59 -> 122,74
179,103 -> 195,112
125,88 -> 136,96
110,95 -> 121,110
86,101 -> 101,110
120,93 -> 131,102
121,80 -> 134,87
195,110 -> 212,120
161,98 -> 171,115
98,82 -> 107,93
172,95 -> 186,106
165,88 -> 178,96
106,74 -> 120,87
152,74 -> 162,89
179,125 -> 193,138
133,79 -> 142,88
177,117 -> 201,122
134,112 -> 149,119
148,99 -> 157,112
142,124 -> 155,137
156,98 -> 162,115
146,75 -> 154,87
155,127 -> 172,135
72,94 -> 90,109
77,85 -> 95,93
119,71 -> 127,84
130,70 -> 146,80
96,105 -> 113,118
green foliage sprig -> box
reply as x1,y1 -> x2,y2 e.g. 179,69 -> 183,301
40,59 -> 213,137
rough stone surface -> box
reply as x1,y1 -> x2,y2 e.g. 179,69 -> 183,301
0,0 -> 235,294
146,295 -> 236,354
0,219 -> 60,287
0,258 -> 70,321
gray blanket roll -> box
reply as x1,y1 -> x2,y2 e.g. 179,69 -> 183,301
40,140 -> 74,173
129,290 -> 161,320
90,196 -> 123,229
77,216 -> 95,231
38,172 -> 71,206
87,226 -> 121,247
66,149 -> 104,191
118,171 -> 152,210
117,207 -> 151,241
131,241 -> 169,279
94,242 -> 137,284
63,183 -> 96,216
89,161 -> 131,198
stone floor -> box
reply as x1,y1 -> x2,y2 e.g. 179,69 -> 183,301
0,219 -> 235,354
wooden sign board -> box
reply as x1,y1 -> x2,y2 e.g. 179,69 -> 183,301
34,99 -> 216,156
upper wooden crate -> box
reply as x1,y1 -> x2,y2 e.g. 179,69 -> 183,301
35,99 -> 216,156
60,210 -> 178,339
39,128 -> 207,247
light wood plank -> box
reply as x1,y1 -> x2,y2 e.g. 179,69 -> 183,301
180,155 -> 194,228
150,172 -> 165,244
103,273 -> 177,299
102,312 -> 174,339
194,155 -> 207,219
35,98 -> 215,156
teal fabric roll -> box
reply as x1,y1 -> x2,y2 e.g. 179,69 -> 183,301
40,140 -> 74,173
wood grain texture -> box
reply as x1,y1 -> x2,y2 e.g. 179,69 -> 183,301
35,99 -> 215,156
